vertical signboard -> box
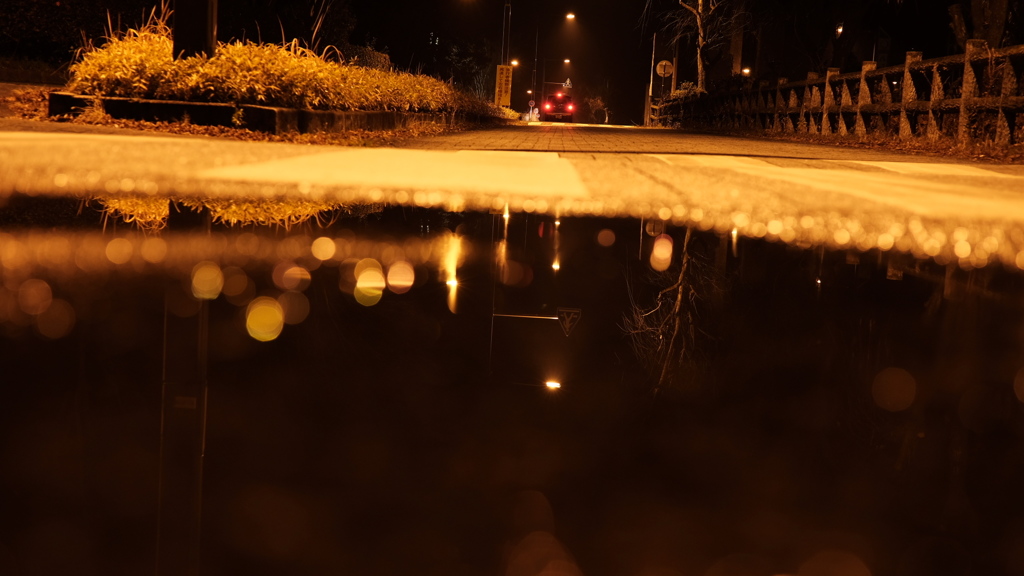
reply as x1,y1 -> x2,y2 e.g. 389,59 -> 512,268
494,64 -> 513,107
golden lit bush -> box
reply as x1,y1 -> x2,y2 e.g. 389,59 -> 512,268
68,24 -> 515,118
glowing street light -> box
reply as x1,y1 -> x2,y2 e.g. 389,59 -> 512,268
511,59 -> 519,66
545,381 -> 562,390
566,13 -> 575,19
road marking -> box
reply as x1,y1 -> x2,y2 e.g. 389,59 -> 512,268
649,154 -> 1024,220
846,160 -> 1021,178
199,148 -> 588,198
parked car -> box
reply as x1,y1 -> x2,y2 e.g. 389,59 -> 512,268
541,92 -> 574,122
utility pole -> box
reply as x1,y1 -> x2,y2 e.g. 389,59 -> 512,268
173,0 -> 218,58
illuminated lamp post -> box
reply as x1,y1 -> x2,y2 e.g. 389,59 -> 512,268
530,13 -> 577,119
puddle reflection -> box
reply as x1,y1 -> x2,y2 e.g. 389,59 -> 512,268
1,211 -> 1023,576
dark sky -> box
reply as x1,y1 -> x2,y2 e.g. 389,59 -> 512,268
350,0 -> 657,124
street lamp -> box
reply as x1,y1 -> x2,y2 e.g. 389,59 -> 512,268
529,13 -> 577,119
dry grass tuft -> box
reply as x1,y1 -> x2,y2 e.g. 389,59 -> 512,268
66,13 -> 517,120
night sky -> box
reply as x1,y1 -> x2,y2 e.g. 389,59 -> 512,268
349,0 -> 656,124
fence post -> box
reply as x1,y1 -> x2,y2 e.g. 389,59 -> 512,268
900,52 -> 922,139
856,61 -> 876,136
800,72 -> 818,133
822,68 -> 839,135
997,48 -> 1018,145
776,77 -> 790,132
958,39 -> 987,142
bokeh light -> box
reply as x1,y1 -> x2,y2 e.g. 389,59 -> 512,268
17,279 -> 52,316
140,237 -> 168,263
273,262 -> 311,291
277,290 -> 310,325
35,299 -> 75,339
354,259 -> 386,306
246,297 -> 284,341
105,238 -> 133,265
221,266 -> 254,306
872,367 -> 916,412
191,261 -> 224,300
386,261 -> 415,294
650,234 -> 674,271
597,229 -> 616,247
310,236 -> 336,260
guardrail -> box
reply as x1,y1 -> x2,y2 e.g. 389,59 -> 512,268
666,39 -> 1024,145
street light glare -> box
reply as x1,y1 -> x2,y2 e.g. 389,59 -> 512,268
564,59 -> 571,64
566,13 -> 575,19
511,59 -> 519,66
545,381 -> 562,390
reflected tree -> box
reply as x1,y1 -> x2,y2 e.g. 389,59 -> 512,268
624,227 -> 721,394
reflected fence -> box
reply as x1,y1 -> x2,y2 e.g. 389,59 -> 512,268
663,40 -> 1024,146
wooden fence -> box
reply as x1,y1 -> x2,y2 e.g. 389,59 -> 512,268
664,40 -> 1024,145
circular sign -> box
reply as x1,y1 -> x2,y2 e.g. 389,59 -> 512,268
656,60 -> 674,78
529,100 -> 536,108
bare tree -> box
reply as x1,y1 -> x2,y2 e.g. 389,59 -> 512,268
949,0 -> 1011,49
646,0 -> 742,93
624,228 -> 721,394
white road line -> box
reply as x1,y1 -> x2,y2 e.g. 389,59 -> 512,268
649,154 -> 1024,221
199,148 -> 589,197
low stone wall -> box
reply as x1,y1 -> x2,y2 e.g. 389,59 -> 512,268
48,92 -> 513,134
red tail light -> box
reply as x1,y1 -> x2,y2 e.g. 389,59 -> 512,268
544,103 -> 551,110
567,104 -> 574,111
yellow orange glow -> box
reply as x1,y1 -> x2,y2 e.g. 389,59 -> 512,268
872,367 -> 916,412
311,236 -> 336,260
140,237 -> 167,263
278,290 -> 310,324
355,267 -> 386,306
552,261 -> 560,271
546,381 -> 561,389
246,297 -> 284,341
273,262 -> 311,291
17,279 -> 52,316
387,261 -> 415,294
36,298 -> 75,339
105,238 -> 133,264
597,229 -> 616,247
191,261 -> 224,300
442,233 -> 463,313
650,234 -> 673,271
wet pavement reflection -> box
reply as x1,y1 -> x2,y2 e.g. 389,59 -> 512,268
1,201 -> 1023,576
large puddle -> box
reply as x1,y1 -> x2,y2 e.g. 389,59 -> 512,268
1,200 -> 1023,576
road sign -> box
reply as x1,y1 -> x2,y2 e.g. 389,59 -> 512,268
563,78 -> 572,88
656,60 -> 674,78
528,100 -> 535,108
494,65 -> 513,107
557,308 -> 581,336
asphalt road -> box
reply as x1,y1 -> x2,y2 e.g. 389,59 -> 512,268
2,119 -> 1023,268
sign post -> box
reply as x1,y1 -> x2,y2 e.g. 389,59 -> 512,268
494,65 -> 513,107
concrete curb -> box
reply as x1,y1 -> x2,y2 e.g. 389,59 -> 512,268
47,92 -> 513,134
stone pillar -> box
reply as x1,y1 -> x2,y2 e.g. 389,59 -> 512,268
899,51 -> 923,139
958,39 -> 987,142
855,61 -> 876,137
822,67 -> 839,134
